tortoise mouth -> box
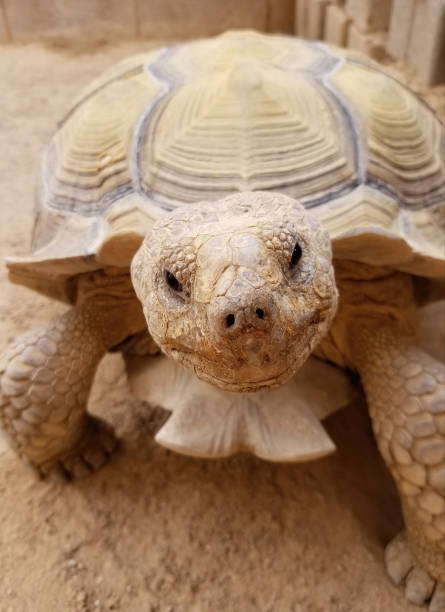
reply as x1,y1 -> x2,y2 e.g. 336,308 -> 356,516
166,346 -> 295,392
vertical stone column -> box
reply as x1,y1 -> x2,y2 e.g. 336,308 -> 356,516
324,4 -> 351,46
345,0 -> 393,32
407,0 -> 445,85
387,0 -> 417,60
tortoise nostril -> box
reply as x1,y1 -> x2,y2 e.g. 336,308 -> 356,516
226,314 -> 235,327
223,308 -> 267,330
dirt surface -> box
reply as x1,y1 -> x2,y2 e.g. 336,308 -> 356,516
0,40 -> 444,612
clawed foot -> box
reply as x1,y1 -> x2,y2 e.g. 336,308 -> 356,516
385,532 -> 445,610
39,417 -> 118,481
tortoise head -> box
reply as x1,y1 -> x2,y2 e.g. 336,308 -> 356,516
131,192 -> 338,392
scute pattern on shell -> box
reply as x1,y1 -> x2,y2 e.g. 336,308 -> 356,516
44,75 -> 153,213
6,30 -> 445,300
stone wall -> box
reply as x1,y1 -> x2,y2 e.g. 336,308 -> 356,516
0,0 -> 443,85
296,0 -> 445,85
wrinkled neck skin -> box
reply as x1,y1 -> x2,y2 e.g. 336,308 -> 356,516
131,192 -> 338,392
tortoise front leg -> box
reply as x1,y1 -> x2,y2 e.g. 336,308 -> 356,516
351,324 -> 445,610
0,277 -> 145,479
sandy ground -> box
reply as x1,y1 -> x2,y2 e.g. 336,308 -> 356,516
0,40 -> 444,612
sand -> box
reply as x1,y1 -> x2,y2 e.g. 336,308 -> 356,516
0,40 -> 444,612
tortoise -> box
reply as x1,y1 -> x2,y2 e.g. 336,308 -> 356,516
0,30 -> 444,609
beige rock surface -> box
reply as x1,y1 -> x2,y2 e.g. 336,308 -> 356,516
346,24 -> 386,61
324,5 -> 350,47
306,0 -> 330,40
406,0 -> 445,86
0,39 -> 444,612
387,0 -> 417,61
344,0 -> 392,33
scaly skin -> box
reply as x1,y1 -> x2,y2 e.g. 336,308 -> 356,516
318,263 -> 443,610
1,190 -> 443,610
352,325 -> 445,609
0,271 -> 145,478
132,196 -> 443,607
131,192 -> 338,392
318,264 -> 445,609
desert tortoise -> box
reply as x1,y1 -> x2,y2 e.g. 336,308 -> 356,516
1,31 -> 444,609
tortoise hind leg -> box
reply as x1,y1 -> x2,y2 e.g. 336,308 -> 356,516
350,323 -> 445,610
0,272 -> 145,479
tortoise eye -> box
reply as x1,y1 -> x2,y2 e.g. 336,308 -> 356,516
290,242 -> 302,269
165,270 -> 182,292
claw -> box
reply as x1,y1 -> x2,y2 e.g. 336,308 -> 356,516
385,532 -> 444,608
45,463 -> 69,484
385,531 -> 415,585
430,584 -> 445,612
97,424 -> 118,454
40,418 -> 118,480
64,456 -> 93,479
405,566 -> 435,606
82,446 -> 108,471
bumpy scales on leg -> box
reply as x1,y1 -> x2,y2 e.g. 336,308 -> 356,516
352,326 -> 445,609
0,271 -> 145,478
335,266 -> 445,611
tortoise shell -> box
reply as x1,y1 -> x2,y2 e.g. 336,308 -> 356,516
8,30 -> 445,302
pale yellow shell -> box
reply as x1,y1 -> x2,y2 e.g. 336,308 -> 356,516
8,30 -> 445,301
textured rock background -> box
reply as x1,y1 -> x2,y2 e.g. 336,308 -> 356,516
0,40 -> 444,612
